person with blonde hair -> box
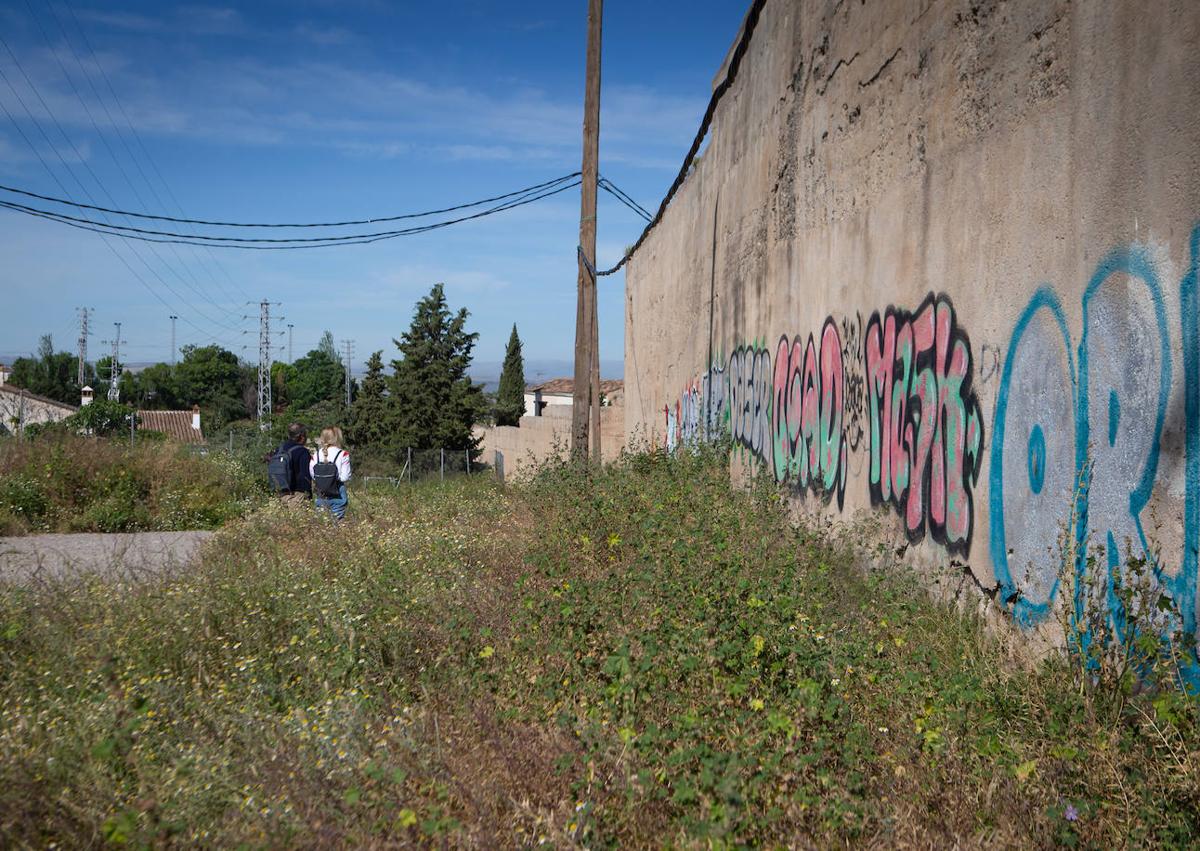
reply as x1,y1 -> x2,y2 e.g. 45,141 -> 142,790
309,425 -> 352,520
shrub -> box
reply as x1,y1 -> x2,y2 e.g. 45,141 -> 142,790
0,475 -> 48,532
0,434 -> 266,535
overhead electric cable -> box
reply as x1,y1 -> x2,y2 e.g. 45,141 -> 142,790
0,177 -> 583,249
0,40 -> 243,341
599,178 -> 651,222
21,0 -> 246,325
0,172 -> 583,228
55,0 -> 250,304
595,0 -> 768,276
599,176 -> 653,220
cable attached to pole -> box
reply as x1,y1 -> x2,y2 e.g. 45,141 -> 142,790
595,0 -> 768,276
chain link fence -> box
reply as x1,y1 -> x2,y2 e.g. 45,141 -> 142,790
218,429 -> 484,489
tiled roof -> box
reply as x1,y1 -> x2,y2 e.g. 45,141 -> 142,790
527,378 -> 623,396
0,384 -> 78,412
137,410 -> 205,444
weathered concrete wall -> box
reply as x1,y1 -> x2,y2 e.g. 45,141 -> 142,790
475,406 -> 625,480
626,0 -> 1200,671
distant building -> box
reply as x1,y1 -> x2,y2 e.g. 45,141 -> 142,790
136,405 -> 205,445
0,384 -> 77,435
0,363 -> 10,386
524,378 -> 624,417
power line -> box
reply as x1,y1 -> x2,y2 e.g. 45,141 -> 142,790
17,1 -> 246,326
0,171 -> 582,229
599,176 -> 651,222
596,0 -> 769,276
0,67 -> 235,346
0,35 -> 245,339
0,177 -> 583,249
55,0 -> 249,305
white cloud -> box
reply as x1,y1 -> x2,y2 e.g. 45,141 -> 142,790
292,23 -> 356,46
0,38 -> 704,172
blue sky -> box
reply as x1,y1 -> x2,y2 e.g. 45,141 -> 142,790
0,0 -> 747,377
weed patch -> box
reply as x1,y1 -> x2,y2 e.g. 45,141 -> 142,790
0,436 -> 265,535
0,449 -> 1196,847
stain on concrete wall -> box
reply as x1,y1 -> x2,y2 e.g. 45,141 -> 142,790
624,0 -> 1200,680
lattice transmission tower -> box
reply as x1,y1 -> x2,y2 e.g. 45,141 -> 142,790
76,307 -> 92,386
341,339 -> 355,408
102,322 -> 123,401
249,300 -> 283,430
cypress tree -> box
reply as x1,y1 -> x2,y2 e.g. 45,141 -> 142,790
494,324 -> 526,427
348,350 -> 390,449
389,283 -> 486,458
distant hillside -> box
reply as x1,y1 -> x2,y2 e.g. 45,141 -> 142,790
469,359 -> 623,393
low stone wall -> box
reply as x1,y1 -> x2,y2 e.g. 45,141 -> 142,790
475,406 -> 625,480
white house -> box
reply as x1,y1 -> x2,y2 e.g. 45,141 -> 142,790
0,384 -> 77,435
524,378 -> 624,417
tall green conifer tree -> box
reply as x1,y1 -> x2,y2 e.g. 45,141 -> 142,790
494,324 -> 526,427
389,284 -> 485,458
348,350 -> 391,449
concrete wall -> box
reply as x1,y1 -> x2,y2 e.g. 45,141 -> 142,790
626,0 -> 1200,672
475,405 -> 626,480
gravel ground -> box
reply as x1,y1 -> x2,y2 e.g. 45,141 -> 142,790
0,531 -> 214,585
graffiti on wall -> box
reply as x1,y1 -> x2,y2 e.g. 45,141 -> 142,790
665,360 -> 729,453
990,229 -> 1198,675
771,320 -> 848,506
728,343 -> 773,459
666,294 -> 984,534
863,296 -> 985,554
658,232 -> 1199,686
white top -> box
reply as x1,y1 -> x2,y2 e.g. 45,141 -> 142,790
309,445 -> 352,483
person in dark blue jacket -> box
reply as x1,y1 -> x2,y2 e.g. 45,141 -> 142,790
274,422 -> 313,500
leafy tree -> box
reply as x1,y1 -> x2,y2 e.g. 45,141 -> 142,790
318,331 -> 338,361
130,363 -> 181,409
64,399 -> 138,437
7,334 -> 91,405
348,350 -> 391,448
286,345 -> 345,410
494,324 -> 526,427
175,345 -> 246,428
389,283 -> 486,457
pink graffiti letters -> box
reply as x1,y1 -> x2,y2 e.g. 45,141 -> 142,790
771,319 -> 848,506
665,297 -> 980,547
864,294 -> 983,552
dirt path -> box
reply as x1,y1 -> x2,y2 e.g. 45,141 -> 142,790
0,531 -> 214,584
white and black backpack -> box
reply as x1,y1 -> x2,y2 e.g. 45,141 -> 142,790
312,449 -> 343,498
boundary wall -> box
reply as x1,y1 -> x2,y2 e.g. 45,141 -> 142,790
625,0 -> 1200,677
475,406 -> 625,480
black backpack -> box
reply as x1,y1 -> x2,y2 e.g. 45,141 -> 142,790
312,449 -> 343,498
267,446 -> 296,493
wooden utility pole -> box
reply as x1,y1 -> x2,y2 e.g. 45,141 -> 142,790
572,0 -> 603,461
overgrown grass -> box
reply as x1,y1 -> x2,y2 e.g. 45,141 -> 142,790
0,448 -> 1196,847
0,436 -> 265,535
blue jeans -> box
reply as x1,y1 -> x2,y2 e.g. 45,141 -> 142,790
315,484 -> 348,520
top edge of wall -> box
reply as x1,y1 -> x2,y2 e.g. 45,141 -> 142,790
711,1 -> 756,93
